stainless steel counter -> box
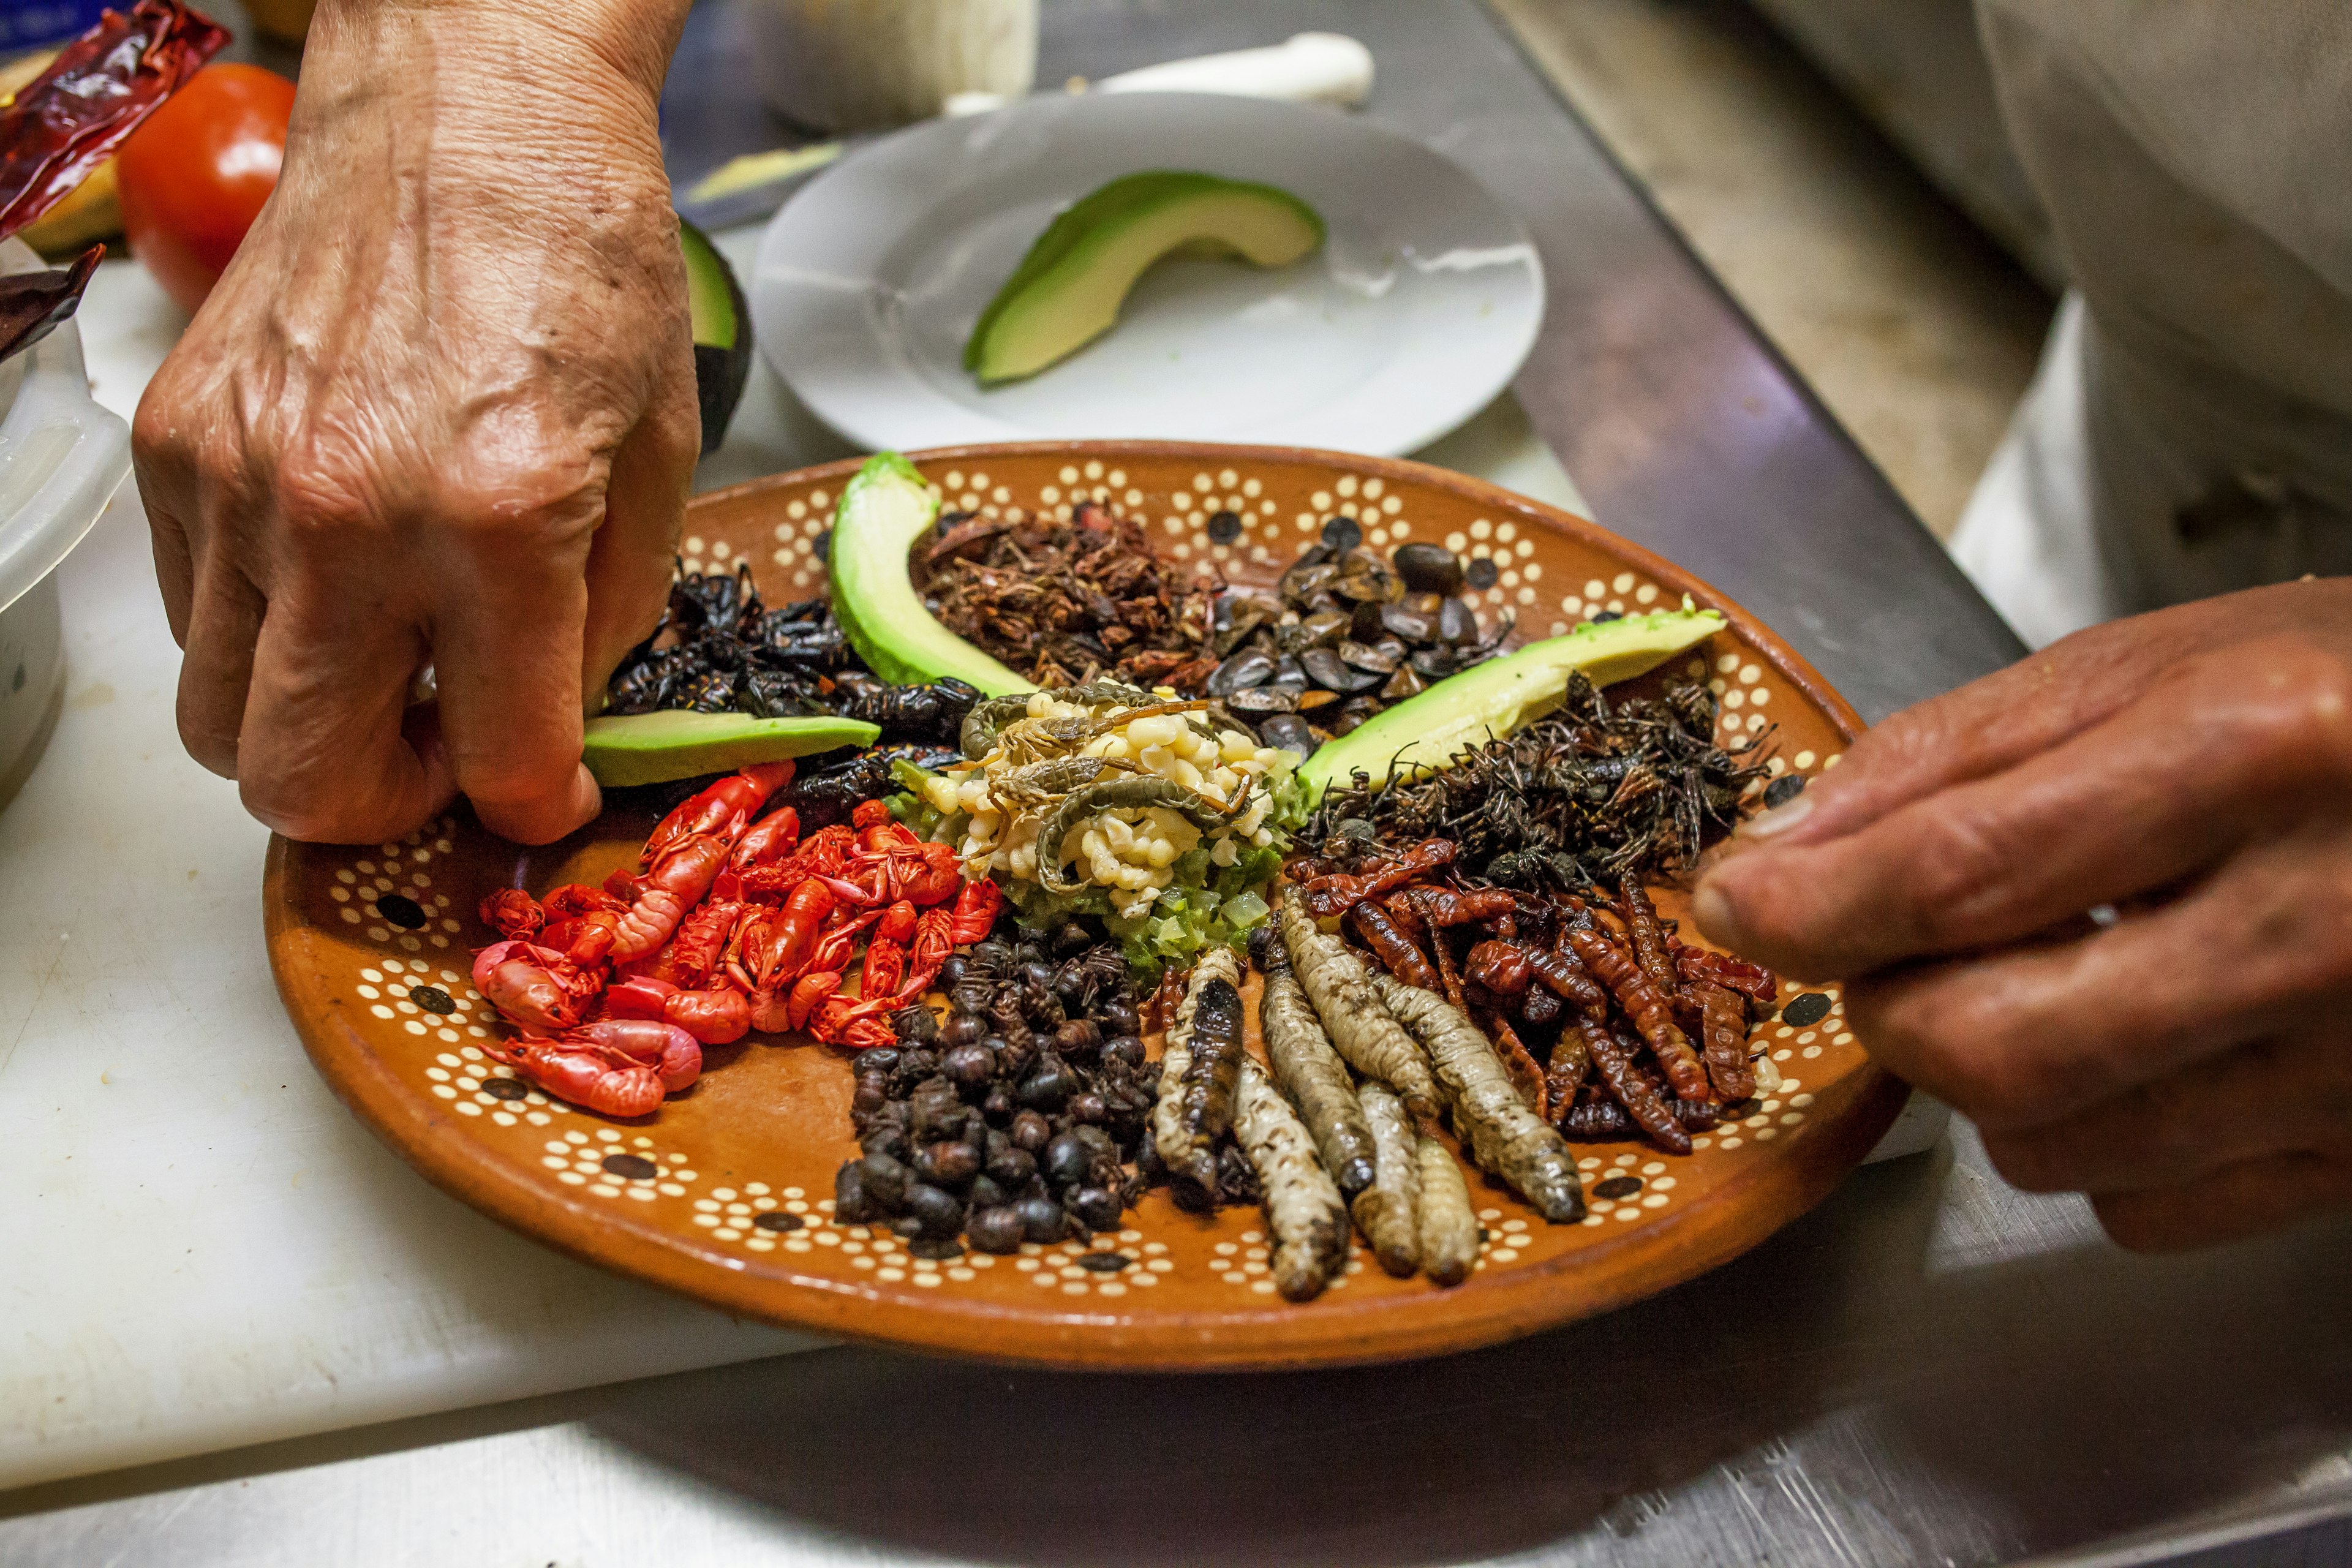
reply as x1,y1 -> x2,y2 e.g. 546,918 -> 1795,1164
10,1120 -> 2350,1566
6,2 -> 2348,1564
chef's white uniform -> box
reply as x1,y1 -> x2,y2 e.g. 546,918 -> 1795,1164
1951,0 -> 2352,649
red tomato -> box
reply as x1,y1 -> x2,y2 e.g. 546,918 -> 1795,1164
115,64 -> 296,314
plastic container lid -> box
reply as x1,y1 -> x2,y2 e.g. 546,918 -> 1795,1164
0,236 -> 133,616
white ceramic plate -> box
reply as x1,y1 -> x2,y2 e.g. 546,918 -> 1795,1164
750,93 -> 1546,456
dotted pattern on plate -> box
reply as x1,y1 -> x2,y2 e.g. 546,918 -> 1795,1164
314,460 -> 1864,1306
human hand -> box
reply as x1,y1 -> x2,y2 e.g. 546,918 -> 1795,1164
1694,579 -> 2352,1251
134,0 -> 696,844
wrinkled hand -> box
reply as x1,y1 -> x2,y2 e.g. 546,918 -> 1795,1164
1695,579 -> 2352,1251
134,0 -> 695,844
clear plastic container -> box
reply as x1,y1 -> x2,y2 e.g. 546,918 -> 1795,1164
0,236 -> 134,809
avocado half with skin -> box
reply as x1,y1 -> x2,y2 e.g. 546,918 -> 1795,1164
827,452 -> 1030,696
682,217 -> 753,456
1299,606 -> 1728,800
965,171 -> 1326,386
582,711 -> 879,788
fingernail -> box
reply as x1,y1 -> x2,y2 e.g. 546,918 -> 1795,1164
1736,792 -> 1812,839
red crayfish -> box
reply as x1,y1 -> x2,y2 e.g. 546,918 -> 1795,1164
470,769 -> 995,1117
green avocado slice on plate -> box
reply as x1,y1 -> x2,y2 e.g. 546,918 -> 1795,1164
826,451 -> 1030,696
965,170 -> 1325,385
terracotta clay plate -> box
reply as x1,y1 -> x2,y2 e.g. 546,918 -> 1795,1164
267,442 -> 1901,1370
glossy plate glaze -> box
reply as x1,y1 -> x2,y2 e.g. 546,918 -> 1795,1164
267,443 -> 1899,1370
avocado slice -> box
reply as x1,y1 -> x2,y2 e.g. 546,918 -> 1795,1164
681,217 -> 753,456
827,452 -> 1030,696
965,171 -> 1325,385
582,712 -> 878,788
1300,606 -> 1728,800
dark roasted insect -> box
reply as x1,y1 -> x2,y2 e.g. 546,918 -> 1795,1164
1401,886 -> 1518,929
1544,1022 -> 1591,1109
1053,944 -> 1131,1010
1315,852 -> 1767,1153
1464,938 -> 1532,997
604,564 -> 985,744
1466,938 -> 1609,1020
1479,1006 -> 1550,1118
1179,978 -> 1247,1142
1303,671 -> 1771,885
1562,1091 -> 1722,1139
1423,911 -> 1473,1014
836,918 -> 1163,1253
775,744 -> 961,827
1167,973 -> 1250,1203
830,672 -> 982,741
1300,667 -> 1787,1156
919,500 -> 1224,693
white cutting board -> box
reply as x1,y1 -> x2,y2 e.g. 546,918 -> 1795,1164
0,255 -> 823,1493
0,241 -> 1591,1490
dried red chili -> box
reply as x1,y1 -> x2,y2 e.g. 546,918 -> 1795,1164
0,243 -> 100,361
0,0 -> 227,241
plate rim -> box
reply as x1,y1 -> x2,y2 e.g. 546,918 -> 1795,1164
750,92 -> 1548,459
270,439 -> 1902,1371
